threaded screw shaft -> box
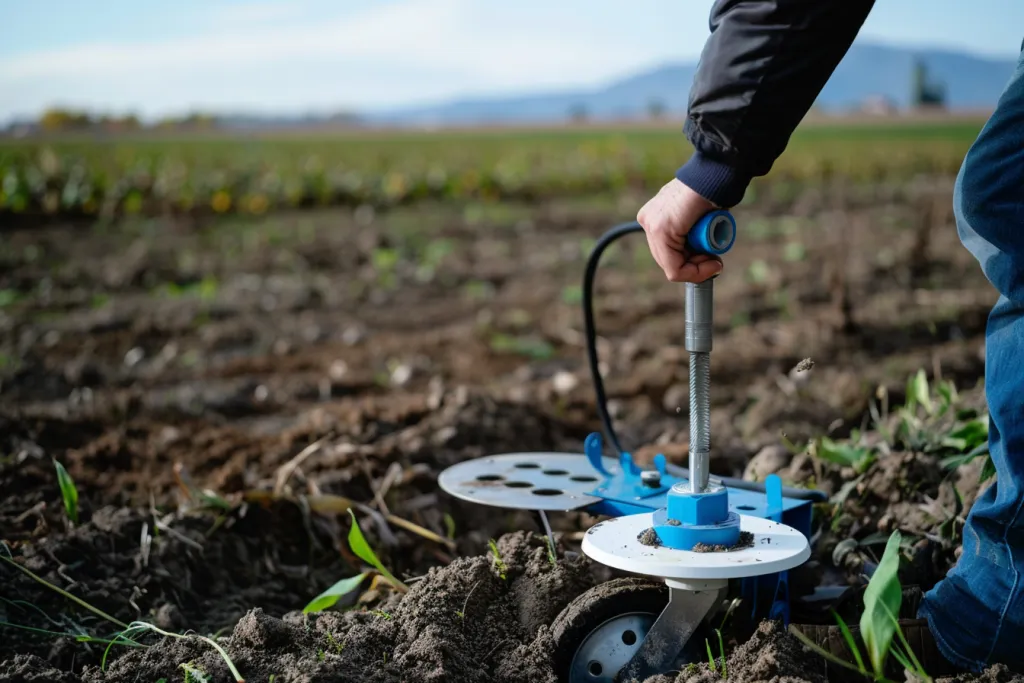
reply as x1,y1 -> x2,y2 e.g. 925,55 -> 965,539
688,350 -> 710,493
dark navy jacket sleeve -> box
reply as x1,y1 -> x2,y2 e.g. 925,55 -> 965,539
676,0 -> 876,207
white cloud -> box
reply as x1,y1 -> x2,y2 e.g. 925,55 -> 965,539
0,0 -> 709,120
208,2 -> 300,25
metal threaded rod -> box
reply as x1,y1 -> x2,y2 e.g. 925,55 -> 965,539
685,280 -> 714,493
688,351 -> 710,492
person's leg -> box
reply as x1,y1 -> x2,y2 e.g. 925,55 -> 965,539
918,45 -> 1024,673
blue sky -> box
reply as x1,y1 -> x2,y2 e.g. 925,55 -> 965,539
2,0 -> 1023,123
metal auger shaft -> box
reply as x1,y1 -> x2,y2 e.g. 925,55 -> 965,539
685,279 -> 713,493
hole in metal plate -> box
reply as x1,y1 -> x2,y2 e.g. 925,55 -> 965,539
570,475 -> 599,482
514,462 -> 541,469
588,661 -> 603,676
622,629 -> 637,645
737,505 -> 756,511
475,474 -> 504,482
532,488 -> 563,496
505,481 -> 533,488
542,469 -> 569,476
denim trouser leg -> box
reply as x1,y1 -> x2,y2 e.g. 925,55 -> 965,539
918,48 -> 1024,672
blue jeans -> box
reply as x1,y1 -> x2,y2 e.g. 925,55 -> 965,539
918,45 -> 1024,673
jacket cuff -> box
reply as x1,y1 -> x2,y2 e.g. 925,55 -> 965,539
674,151 -> 752,208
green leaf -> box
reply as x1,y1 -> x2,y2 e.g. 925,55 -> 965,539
815,437 -> 873,472
980,456 -> 997,483
906,370 -> 933,416
303,572 -> 368,614
944,418 -> 988,451
489,333 -> 554,360
940,441 -> 989,471
53,459 -> 78,524
347,509 -> 408,591
859,530 -> 903,676
443,513 -> 456,540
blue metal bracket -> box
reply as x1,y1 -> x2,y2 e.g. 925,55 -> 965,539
578,432 -> 816,623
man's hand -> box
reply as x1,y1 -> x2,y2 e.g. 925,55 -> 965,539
637,178 -> 723,283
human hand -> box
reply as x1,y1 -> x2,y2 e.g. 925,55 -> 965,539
636,178 -> 723,282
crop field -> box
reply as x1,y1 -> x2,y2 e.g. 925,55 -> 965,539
0,116 -> 1013,683
0,119 -> 980,221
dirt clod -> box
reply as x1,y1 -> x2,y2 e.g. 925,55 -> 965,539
644,620 -> 827,683
692,530 -> 755,553
794,358 -> 815,373
638,528 -> 662,547
0,655 -> 80,683
937,664 -> 1024,683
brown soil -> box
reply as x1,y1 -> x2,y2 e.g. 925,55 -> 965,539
640,620 -> 829,683
692,530 -> 755,553
0,185 -> 1018,682
638,527 -> 662,547
937,667 -> 1024,683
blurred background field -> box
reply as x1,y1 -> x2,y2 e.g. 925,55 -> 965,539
0,118 -> 986,220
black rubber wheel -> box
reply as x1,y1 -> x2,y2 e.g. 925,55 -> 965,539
550,577 -> 713,682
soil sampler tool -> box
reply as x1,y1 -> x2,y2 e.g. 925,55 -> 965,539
438,211 -> 826,682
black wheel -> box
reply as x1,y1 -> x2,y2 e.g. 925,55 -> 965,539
550,577 -> 710,683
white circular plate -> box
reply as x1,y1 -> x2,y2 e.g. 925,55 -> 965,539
437,452 -> 615,511
581,512 -> 810,579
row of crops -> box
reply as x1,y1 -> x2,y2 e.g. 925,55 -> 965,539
0,121 -> 981,221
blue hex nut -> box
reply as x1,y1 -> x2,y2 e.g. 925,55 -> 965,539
652,482 -> 741,550
666,483 -> 729,526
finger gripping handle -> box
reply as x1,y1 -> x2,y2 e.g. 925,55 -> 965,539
686,210 -> 736,256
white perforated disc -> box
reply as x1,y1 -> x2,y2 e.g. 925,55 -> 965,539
581,513 -> 810,580
437,452 -> 616,511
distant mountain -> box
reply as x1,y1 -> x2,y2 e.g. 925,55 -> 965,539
364,41 -> 1018,127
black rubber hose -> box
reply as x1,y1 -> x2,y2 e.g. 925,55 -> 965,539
582,221 -> 645,454
581,221 -> 827,503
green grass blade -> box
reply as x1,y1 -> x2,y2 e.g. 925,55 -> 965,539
347,509 -> 408,592
788,624 -> 897,681
881,599 -> 931,681
860,530 -> 903,677
832,611 -> 866,672
53,459 -> 79,524
0,619 -> 143,646
123,621 -> 244,682
716,628 -> 727,678
0,553 -> 126,628
302,572 -> 368,614
443,513 -> 456,540
888,641 -> 925,680
102,626 -> 148,671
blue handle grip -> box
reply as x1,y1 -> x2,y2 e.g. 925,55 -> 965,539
685,210 -> 736,256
